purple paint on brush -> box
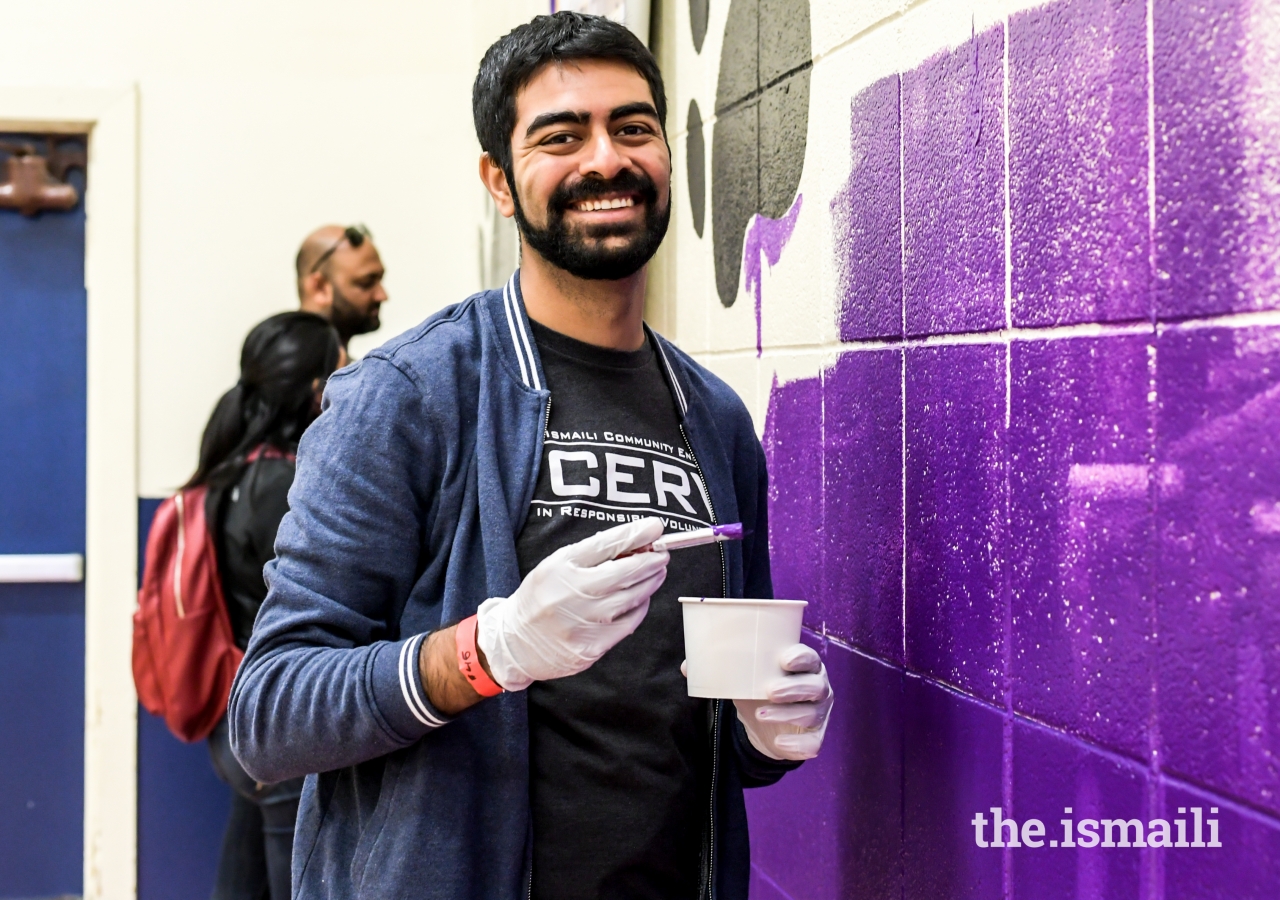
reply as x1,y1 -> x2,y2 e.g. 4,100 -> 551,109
624,522 -> 745,556
744,194 -> 803,357
1009,0 -> 1151,326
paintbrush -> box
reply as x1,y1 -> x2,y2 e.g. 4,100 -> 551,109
617,522 -> 745,558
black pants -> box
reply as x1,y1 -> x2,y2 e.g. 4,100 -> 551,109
208,718 -> 305,900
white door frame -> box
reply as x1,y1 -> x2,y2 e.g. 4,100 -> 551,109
0,86 -> 140,900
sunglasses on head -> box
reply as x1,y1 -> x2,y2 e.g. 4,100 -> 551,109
310,224 -> 372,274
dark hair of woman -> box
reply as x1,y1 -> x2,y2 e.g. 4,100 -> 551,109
186,311 -> 340,490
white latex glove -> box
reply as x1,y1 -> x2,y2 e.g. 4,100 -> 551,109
732,644 -> 833,761
476,517 -> 669,691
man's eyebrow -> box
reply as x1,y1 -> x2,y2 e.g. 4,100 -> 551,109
525,109 -> 590,136
610,102 -> 659,122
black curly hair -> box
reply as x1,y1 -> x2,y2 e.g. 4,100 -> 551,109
472,12 -> 668,182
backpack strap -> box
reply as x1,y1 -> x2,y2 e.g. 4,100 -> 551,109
245,443 -> 297,464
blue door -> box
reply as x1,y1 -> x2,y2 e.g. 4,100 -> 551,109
0,134 -> 88,898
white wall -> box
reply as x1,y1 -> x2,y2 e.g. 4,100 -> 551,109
0,0 -> 547,496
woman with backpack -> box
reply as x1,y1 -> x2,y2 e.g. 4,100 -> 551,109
187,311 -> 341,900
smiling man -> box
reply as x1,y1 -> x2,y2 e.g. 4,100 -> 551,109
229,13 -> 832,900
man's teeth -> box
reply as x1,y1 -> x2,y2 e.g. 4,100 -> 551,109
576,197 -> 636,211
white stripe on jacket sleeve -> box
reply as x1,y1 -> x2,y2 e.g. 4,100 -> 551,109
398,634 -> 447,727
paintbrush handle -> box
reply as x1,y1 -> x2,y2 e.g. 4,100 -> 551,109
615,524 -> 743,558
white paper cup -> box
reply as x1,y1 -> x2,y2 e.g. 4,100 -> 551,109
680,597 -> 807,700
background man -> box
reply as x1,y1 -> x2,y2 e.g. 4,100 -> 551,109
294,223 -> 388,360
231,13 -> 832,900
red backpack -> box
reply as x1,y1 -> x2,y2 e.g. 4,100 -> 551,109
132,485 -> 244,743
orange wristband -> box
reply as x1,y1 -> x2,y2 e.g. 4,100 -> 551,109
455,614 -> 503,697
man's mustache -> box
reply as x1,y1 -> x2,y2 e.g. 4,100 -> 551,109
549,171 -> 659,212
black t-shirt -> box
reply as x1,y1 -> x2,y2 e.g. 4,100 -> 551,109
207,455 -> 295,650
517,320 -> 723,900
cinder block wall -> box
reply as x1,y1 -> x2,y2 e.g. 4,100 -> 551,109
649,0 -> 1280,895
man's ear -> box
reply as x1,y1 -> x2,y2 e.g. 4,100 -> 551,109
479,153 -> 517,219
300,271 -> 334,313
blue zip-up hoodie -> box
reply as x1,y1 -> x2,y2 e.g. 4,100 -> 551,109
229,273 -> 799,900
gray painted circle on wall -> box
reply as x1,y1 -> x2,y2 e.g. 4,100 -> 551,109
710,0 -> 811,306
687,100 -> 707,238
690,0 -> 709,53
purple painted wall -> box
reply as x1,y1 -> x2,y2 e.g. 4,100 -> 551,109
750,0 -> 1280,896
1010,0 -> 1151,326
902,25 -> 1006,337
833,74 -> 902,342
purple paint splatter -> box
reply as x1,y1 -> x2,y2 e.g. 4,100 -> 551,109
744,194 -> 803,357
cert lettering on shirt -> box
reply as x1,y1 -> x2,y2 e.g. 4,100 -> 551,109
532,428 -> 714,533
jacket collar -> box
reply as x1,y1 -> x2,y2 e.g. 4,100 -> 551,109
499,270 -> 544,391
644,321 -> 689,419
490,268 -> 688,420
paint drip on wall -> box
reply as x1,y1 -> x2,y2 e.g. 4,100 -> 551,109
744,194 -> 803,356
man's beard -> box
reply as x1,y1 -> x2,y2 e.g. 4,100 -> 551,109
330,284 -> 381,342
511,168 -> 670,281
